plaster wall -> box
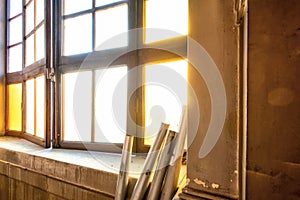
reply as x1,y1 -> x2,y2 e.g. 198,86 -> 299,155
247,0 -> 300,199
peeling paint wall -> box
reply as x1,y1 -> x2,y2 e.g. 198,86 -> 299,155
184,0 -> 240,199
0,0 -> 5,135
247,0 -> 300,199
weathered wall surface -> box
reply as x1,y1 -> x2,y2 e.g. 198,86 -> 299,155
0,148 -> 119,200
0,0 -> 6,135
247,0 -> 300,199
182,0 -> 240,199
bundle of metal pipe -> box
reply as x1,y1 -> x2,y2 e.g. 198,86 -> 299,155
146,130 -> 177,200
130,123 -> 170,200
115,106 -> 187,200
160,106 -> 187,200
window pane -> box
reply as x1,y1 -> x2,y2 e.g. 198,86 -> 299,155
36,24 -> 45,61
63,0 -> 92,15
8,45 -> 22,73
25,1 -> 34,35
9,16 -> 23,45
26,79 -> 35,135
95,66 -> 127,143
25,34 -> 34,66
144,60 -> 187,145
36,0 -> 45,25
145,0 -> 188,43
63,72 -> 92,142
63,14 -> 92,56
95,0 -> 122,7
8,84 -> 22,131
9,0 -> 22,18
36,76 -> 45,138
95,4 -> 128,50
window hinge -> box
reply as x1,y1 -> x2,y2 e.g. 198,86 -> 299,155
46,68 -> 55,82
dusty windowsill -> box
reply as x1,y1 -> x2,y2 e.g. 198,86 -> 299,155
0,136 -> 145,198
0,136 -> 186,199
0,136 -> 146,178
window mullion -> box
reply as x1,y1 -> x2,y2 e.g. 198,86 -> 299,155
91,70 -> 96,143
33,0 -> 36,62
22,0 -> 25,71
92,0 -> 95,50
45,0 -> 54,147
34,78 -> 37,136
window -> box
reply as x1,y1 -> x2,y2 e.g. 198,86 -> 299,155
25,76 -> 45,138
25,0 -> 45,66
7,83 -> 22,132
7,0 -> 23,73
62,0 -> 128,55
61,66 -> 128,144
6,0 -> 188,152
144,0 -> 188,43
144,60 -> 188,145
6,0 -> 49,147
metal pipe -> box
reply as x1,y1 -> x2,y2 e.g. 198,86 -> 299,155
115,135 -> 134,200
160,106 -> 187,200
242,1 -> 248,199
130,123 -> 169,200
160,157 -> 182,200
147,130 -> 176,200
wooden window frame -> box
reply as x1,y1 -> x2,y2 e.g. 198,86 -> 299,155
56,0 -> 187,153
5,0 -> 187,152
5,0 -> 52,148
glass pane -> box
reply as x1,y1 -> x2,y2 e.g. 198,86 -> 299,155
9,16 -> 23,45
95,4 -> 128,50
26,79 -> 35,135
36,76 -> 45,138
144,60 -> 187,145
9,0 -> 22,18
25,1 -> 35,35
8,45 -> 22,73
63,0 -> 92,15
145,0 -> 188,43
63,14 -> 92,56
63,72 -> 92,141
95,66 -> 127,143
36,24 -> 45,61
36,0 -> 45,25
25,34 -> 34,66
96,0 -> 121,7
8,84 -> 22,131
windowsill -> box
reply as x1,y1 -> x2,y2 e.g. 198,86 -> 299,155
0,136 -> 186,199
0,136 -> 145,198
0,136 -> 145,179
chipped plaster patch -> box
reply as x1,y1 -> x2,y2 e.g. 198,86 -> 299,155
186,178 -> 190,185
211,183 -> 220,189
193,178 -> 207,188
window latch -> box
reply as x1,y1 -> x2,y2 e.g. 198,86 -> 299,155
46,68 -> 55,82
